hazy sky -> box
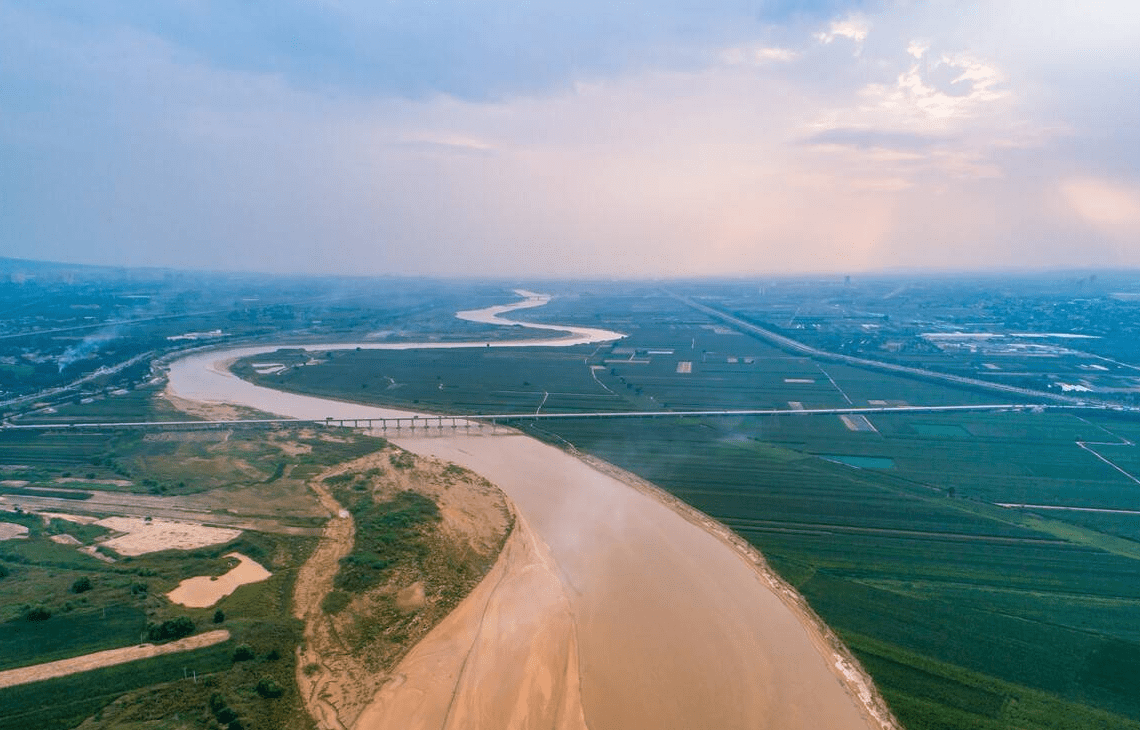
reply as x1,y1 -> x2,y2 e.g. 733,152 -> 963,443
2,1 -> 1138,277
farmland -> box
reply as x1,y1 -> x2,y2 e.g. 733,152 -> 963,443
249,286 -> 1140,729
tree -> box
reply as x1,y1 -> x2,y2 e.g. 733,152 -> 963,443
147,616 -> 194,641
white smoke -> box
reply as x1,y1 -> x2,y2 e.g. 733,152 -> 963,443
57,326 -> 120,372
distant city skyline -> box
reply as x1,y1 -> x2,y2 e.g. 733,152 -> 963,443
2,1 -> 1138,277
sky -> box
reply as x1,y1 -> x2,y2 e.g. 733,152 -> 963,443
2,0 -> 1139,278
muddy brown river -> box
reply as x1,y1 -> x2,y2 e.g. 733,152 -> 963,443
166,292 -> 891,730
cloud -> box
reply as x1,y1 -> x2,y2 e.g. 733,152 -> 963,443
2,1 -> 1140,277
815,14 -> 870,52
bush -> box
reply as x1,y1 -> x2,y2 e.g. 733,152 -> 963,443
0,563 -> 8,578
232,644 -> 255,662
213,608 -> 225,624
70,576 -> 92,594
146,616 -> 195,641
216,706 -> 238,724
256,676 -> 284,698
23,605 -> 51,621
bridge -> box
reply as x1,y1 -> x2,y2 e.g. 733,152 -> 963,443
1,402 -> 1098,434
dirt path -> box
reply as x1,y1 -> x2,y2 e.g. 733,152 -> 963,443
293,479 -> 358,730
0,630 -> 231,689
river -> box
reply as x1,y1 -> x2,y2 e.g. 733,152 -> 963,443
166,290 -> 888,730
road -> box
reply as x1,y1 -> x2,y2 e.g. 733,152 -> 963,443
672,293 -> 1120,409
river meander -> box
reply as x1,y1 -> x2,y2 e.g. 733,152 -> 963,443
166,290 -> 888,730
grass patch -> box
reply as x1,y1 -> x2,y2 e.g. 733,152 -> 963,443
334,490 -> 440,594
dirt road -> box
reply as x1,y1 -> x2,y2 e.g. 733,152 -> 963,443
0,630 -> 231,689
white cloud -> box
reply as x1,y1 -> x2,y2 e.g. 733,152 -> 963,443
815,15 -> 870,53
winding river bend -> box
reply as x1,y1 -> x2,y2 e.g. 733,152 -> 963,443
167,291 -> 891,730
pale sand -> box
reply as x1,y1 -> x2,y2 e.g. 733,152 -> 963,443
95,516 -> 242,556
0,522 -> 28,540
0,630 -> 230,689
167,552 -> 272,608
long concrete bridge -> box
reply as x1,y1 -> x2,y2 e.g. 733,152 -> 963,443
3,401 -> 1110,434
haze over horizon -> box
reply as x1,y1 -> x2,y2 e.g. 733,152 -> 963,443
3,1 -> 1138,278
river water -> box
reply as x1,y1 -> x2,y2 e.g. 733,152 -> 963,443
166,292 -> 880,730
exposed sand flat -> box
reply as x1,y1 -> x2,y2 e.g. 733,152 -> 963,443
96,516 -> 242,556
166,292 -> 896,730
167,552 -> 271,608
0,630 -> 230,689
354,516 -> 585,730
0,522 -> 28,540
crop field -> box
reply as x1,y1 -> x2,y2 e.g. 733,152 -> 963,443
253,290 -> 1140,729
13,382 -> 195,426
239,345 -> 638,415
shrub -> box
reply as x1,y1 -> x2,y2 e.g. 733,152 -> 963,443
147,616 -> 195,641
232,644 -> 255,662
256,676 -> 284,698
216,706 -> 238,724
23,605 -> 51,621
0,563 -> 9,578
213,608 -> 225,624
70,576 -> 93,594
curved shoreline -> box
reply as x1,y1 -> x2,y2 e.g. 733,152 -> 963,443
166,291 -> 897,730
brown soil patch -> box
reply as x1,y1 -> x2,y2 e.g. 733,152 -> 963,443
167,552 -> 272,608
159,391 -> 256,421
55,477 -> 134,487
